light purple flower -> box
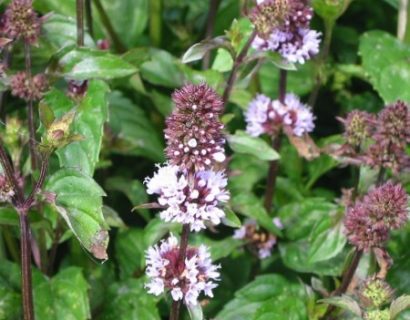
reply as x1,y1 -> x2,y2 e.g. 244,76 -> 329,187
145,164 -> 229,232
145,235 -> 220,305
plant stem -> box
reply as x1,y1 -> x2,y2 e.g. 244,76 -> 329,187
263,70 -> 287,212
202,0 -> 221,69
76,0 -> 85,47
85,0 -> 94,38
19,209 -> 35,320
398,0 -> 409,41
169,224 -> 190,320
93,0 -> 126,52
149,0 -> 163,47
24,43 -> 37,171
308,20 -> 334,108
222,30 -> 257,105
322,249 -> 363,319
0,138 -> 23,202
24,154 -> 49,209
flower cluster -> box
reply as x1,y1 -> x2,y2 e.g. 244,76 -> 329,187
245,93 -> 315,137
0,175 -> 14,203
10,71 -> 48,101
144,83 -> 228,305
250,0 -> 321,64
145,235 -> 220,306
336,101 -> 410,173
233,219 -> 283,259
165,83 -> 225,171
145,164 -> 229,232
359,277 -> 393,309
4,0 -> 41,44
366,101 -> 410,173
344,181 -> 409,251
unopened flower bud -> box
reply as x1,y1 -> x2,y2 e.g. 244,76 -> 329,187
363,309 -> 390,320
360,277 -> 393,308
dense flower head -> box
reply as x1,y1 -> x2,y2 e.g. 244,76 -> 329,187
145,235 -> 220,305
4,0 -> 41,44
145,164 -> 229,232
341,110 -> 375,147
359,277 -> 393,309
344,181 -> 409,250
363,309 -> 390,320
0,175 -> 14,203
251,0 -> 320,64
10,71 -> 48,101
245,93 -> 315,137
165,83 -> 225,171
233,219 -> 280,259
362,181 -> 408,230
344,202 -> 389,251
366,101 -> 410,173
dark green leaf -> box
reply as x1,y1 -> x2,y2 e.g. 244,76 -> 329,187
182,36 -> 232,64
223,206 -> 242,228
46,168 -> 109,260
228,131 -> 280,161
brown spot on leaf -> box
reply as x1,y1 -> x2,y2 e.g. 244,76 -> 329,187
90,230 -> 109,260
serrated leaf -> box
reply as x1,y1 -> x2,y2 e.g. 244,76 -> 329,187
108,91 -> 164,161
308,221 -> 347,263
46,168 -> 109,260
34,268 -> 91,319
56,47 -> 137,80
390,295 -> 410,319
228,131 -> 280,161
182,36 -> 232,64
54,80 -> 109,175
359,31 -> 410,103
97,278 -> 160,320
319,295 -> 362,316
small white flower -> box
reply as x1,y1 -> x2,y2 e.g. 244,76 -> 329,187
145,236 -> 220,306
280,28 -> 321,64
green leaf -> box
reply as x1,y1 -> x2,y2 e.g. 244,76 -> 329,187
182,36 -> 232,64
0,260 -> 21,319
102,205 -> 126,229
228,131 -> 280,161
390,295 -> 410,319
278,198 -> 337,240
312,0 -> 352,22
223,206 -> 242,228
34,267 -> 91,320
188,304 -> 204,320
279,241 -> 345,276
267,52 -> 297,71
51,80 -> 109,176
140,49 -> 184,87
253,295 -> 307,320
108,91 -> 164,161
46,168 -> 109,260
231,193 -> 283,236
56,48 -> 138,80
38,101 -> 55,129
359,31 -> 410,103
191,235 -> 243,261
96,0 -> 148,48
115,229 -> 146,278
97,278 -> 160,320
42,14 -> 95,49
308,220 -> 347,263
216,274 -> 306,320
212,48 -> 234,72
319,295 -> 362,316
143,218 -> 181,248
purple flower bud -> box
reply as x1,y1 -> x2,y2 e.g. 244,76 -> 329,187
4,0 -> 41,44
10,71 -> 48,101
365,101 -> 410,173
341,110 -> 375,147
165,84 -> 225,171
145,234 -> 220,306
344,181 -> 409,251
